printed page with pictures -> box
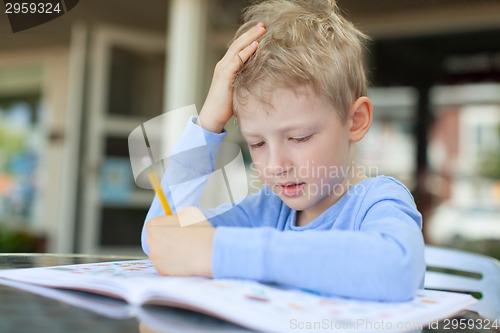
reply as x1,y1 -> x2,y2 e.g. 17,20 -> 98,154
0,260 -> 477,333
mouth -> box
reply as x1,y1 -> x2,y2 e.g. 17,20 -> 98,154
277,182 -> 306,197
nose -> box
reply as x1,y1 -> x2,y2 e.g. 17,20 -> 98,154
265,144 -> 292,177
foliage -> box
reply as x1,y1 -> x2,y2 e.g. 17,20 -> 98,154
479,152 -> 500,180
0,225 -> 41,252
0,124 -> 27,172
450,236 -> 500,261
479,124 -> 500,180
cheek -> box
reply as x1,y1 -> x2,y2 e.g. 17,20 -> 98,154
248,153 -> 267,178
299,145 -> 345,179
254,162 -> 270,182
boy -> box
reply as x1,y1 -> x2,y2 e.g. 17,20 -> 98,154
143,0 -> 425,301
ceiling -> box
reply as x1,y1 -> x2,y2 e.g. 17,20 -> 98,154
0,0 -> 168,52
1,0 -> 500,52
339,0 -> 500,38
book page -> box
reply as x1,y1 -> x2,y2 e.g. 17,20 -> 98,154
0,260 -> 160,303
137,278 -> 478,333
0,260 -> 477,333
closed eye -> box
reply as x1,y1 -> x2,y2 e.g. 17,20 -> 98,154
291,134 -> 313,143
249,141 -> 265,149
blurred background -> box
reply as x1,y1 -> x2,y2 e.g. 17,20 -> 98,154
0,0 -> 499,258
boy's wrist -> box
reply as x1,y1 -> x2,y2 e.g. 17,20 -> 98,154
196,114 -> 226,134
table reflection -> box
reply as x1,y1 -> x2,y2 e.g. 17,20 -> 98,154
0,254 -> 494,333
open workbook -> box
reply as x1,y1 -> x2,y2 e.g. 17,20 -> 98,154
0,260 -> 477,333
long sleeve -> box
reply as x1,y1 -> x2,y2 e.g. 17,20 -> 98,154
211,178 -> 426,301
141,116 -> 226,254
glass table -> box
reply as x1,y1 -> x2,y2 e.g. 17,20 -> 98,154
0,253 -> 251,333
0,253 -> 140,333
0,253 -> 494,333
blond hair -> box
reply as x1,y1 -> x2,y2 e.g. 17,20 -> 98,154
232,0 -> 369,121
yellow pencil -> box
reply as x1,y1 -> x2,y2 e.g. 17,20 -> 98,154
147,170 -> 172,215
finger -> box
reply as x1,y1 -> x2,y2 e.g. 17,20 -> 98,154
228,24 -> 265,57
225,22 -> 265,61
236,53 -> 244,67
149,254 -> 170,276
236,41 -> 259,65
223,41 -> 258,74
146,215 -> 180,228
146,216 -> 164,229
229,22 -> 266,50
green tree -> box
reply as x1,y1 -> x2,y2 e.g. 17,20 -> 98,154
479,124 -> 500,180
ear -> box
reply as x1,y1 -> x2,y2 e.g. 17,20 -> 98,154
348,96 -> 373,142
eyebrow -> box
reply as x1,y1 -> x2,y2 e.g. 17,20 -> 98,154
240,123 -> 317,138
239,129 -> 261,139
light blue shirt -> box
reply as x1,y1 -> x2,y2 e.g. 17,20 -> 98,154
142,117 -> 425,301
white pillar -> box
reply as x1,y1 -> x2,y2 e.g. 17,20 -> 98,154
56,22 -> 87,253
164,0 -> 208,112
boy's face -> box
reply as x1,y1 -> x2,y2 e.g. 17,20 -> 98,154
237,85 -> 355,218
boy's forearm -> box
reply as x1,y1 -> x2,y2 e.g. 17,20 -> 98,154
212,226 -> 425,301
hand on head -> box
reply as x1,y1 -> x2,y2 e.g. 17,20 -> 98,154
198,22 -> 266,133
